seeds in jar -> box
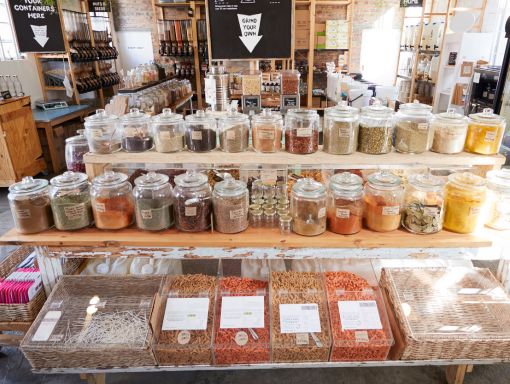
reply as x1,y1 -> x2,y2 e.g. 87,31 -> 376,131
10,197 -> 53,234
213,195 -> 248,234
122,135 -> 154,152
323,121 -> 358,155
394,122 -> 432,153
285,129 -> 319,154
135,198 -> 174,231
357,125 -> 393,154
242,75 -> 261,95
175,196 -> 211,232
154,131 -> 185,153
219,125 -> 249,152
51,193 -> 92,231
186,128 -> 216,152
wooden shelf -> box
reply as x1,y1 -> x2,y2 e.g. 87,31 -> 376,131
44,86 -> 66,91
155,1 -> 204,6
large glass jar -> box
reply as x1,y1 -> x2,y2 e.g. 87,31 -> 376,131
119,108 -> 153,152
465,108 -> 506,155
218,109 -> 250,153
212,176 -> 249,234
402,174 -> 444,234
327,172 -> 363,235
84,109 -> 120,154
8,177 -> 53,234
430,109 -> 468,154
443,172 -> 486,234
394,100 -> 433,154
280,70 -> 300,95
90,171 -> 135,230
65,129 -> 88,173
363,171 -> 404,232
358,102 -> 394,154
173,170 -> 212,232
133,171 -> 174,231
290,178 -> 327,236
242,71 -> 262,95
184,110 -> 217,152
485,169 -> 510,230
323,102 -> 359,155
150,108 -> 185,153
49,171 -> 92,231
284,109 -> 320,154
251,109 -> 283,153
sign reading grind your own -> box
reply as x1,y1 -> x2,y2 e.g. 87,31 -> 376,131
8,0 -> 65,53
207,0 -> 292,60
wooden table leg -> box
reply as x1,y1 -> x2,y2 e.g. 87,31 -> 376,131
446,365 -> 468,384
42,122 -> 59,174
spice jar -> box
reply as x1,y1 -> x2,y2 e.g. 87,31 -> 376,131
327,172 -> 363,235
280,70 -> 300,95
120,108 -> 153,152
284,109 -> 320,154
218,108 -> 250,153
151,108 -> 185,153
358,102 -> 394,154
91,171 -> 135,230
252,109 -> 283,153
8,177 -> 53,234
430,109 -> 468,154
49,171 -> 92,231
485,169 -> 510,230
443,172 -> 486,234
402,174 -> 444,234
212,176 -> 249,234
185,110 -> 217,152
84,109 -> 120,154
133,172 -> 174,231
290,178 -> 327,236
465,108 -> 506,155
363,171 -> 404,232
65,129 -> 88,173
323,102 -> 359,155
394,100 -> 433,153
173,170 -> 212,232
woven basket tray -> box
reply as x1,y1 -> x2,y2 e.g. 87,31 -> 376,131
381,267 -> 510,361
0,247 -> 46,322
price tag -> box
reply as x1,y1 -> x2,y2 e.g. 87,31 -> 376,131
336,208 -> 350,219
229,208 -> 245,220
382,206 -> 399,216
279,303 -> 321,334
338,300 -> 382,330
220,296 -> 264,329
32,311 -> 61,341
258,130 -> 275,140
141,209 -> 153,220
296,128 -> 312,137
235,331 -> 249,346
95,203 -> 106,213
64,204 -> 86,220
485,131 -> 496,142
162,297 -> 210,331
185,206 -> 197,217
338,127 -> 351,137
15,209 -> 31,219
191,131 -> 203,141
295,333 -> 309,345
177,330 -> 191,345
417,123 -> 429,130
355,330 -> 369,343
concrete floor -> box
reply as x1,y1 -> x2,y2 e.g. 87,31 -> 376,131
0,187 -> 509,383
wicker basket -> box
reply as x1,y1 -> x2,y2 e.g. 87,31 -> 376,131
381,267 -> 510,361
0,247 -> 46,322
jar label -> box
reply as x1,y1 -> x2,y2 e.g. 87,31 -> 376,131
185,206 -> 197,216
469,206 -> 481,216
382,206 -> 399,216
177,330 -> 191,345
297,128 -> 312,137
230,208 -> 245,220
123,127 -> 137,136
318,207 -> 326,218
15,209 -> 31,219
423,206 -> 439,216
355,330 -> 369,343
338,127 -> 351,137
191,130 -> 203,141
417,123 -> 429,131
484,131 -> 496,142
141,209 -> 153,220
226,130 -> 236,140
95,203 -> 106,213
64,203 -> 85,221
258,129 -> 275,140
295,333 -> 309,345
235,331 -> 249,346
336,208 -> 350,219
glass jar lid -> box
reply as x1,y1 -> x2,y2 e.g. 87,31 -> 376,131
50,171 -> 89,189
219,108 -> 249,125
329,172 -> 363,194
367,171 -> 402,190
280,70 -> 300,77
214,176 -> 247,197
292,178 -> 326,198
92,170 -> 129,188
468,108 -> 505,125
486,169 -> 510,193
286,109 -> 319,120
185,109 -> 214,124
361,100 -> 393,118
251,108 -> 282,124
151,108 -> 183,124
84,109 -> 118,127
174,170 -> 208,188
65,129 -> 88,144
9,176 -> 48,196
134,171 -> 170,188
435,108 -> 467,124
448,172 -> 486,190
399,100 -> 433,116
408,173 -> 444,192
208,65 -> 226,75
325,101 -> 359,118
120,108 -> 150,124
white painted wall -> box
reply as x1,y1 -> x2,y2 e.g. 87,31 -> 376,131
116,30 -> 154,73
0,56 -> 43,107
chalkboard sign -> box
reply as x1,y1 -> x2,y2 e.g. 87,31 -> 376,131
88,0 -> 111,13
242,95 -> 261,114
207,0 -> 292,60
281,95 -> 299,113
400,0 -> 422,7
8,0 -> 65,53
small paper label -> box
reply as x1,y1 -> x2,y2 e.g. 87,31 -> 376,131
32,311 -> 61,341
295,333 -> 309,345
229,208 -> 245,220
226,130 -> 236,140
15,209 -> 31,219
123,127 -> 137,136
205,77 -> 217,104
355,330 -> 369,343
191,130 -> 203,141
258,130 -> 275,140
382,206 -> 399,216
469,206 -> 481,216
318,207 -> 326,218
417,123 -> 429,131
95,203 -> 106,213
473,72 -> 481,83
279,303 -> 321,334
296,128 -> 312,137
235,331 -> 249,346
485,131 -> 496,142
338,300 -> 383,330
336,208 -> 350,219
423,206 -> 439,216
177,330 -> 191,345
185,206 -> 197,217
162,297 -> 210,331
64,204 -> 85,221
141,209 -> 153,220
338,127 -> 351,137
220,296 -> 264,329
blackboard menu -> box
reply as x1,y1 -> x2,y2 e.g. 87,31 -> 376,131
400,0 -> 423,7
207,0 -> 292,60
88,0 -> 111,13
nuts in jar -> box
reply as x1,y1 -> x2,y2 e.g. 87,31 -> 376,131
357,102 -> 394,155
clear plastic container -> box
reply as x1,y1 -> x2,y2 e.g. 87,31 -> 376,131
465,108 -> 506,155
218,109 -> 250,153
394,100 -> 433,154
284,109 -> 320,154
84,109 -> 120,154
151,108 -> 185,153
242,71 -> 262,96
290,178 -> 327,236
212,176 -> 249,234
327,172 -> 363,235
251,109 -> 283,153
485,169 -> 510,230
133,171 -> 174,231
430,109 -> 468,154
323,102 -> 359,155
120,108 -> 153,152
65,129 -> 88,173
173,170 -> 212,232
357,102 -> 394,154
90,170 -> 135,230
184,110 -> 217,152
49,171 -> 92,231
280,70 -> 300,95
8,177 -> 53,234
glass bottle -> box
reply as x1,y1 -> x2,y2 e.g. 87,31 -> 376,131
290,178 -> 327,236
249,208 -> 263,227
184,110 -> 217,152
430,109 -> 468,154
465,108 -> 506,155
358,102 -> 395,154
327,172 -> 363,235
279,214 -> 292,235
84,109 -> 121,154
120,108 -> 153,152
150,108 -> 185,153
485,169 -> 510,230
251,109 -> 283,153
65,129 -> 89,173
394,100 -> 434,154
323,102 -> 359,155
212,176 -> 249,234
218,108 -> 250,153
284,109 -> 320,154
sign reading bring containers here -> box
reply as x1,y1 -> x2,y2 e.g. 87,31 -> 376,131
207,0 -> 292,60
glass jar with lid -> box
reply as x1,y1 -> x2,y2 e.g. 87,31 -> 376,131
290,178 -> 327,236
212,176 -> 249,233
150,108 -> 185,153
323,102 -> 359,155
284,109 -> 320,154
119,108 -> 153,152
8,177 -> 53,234
327,172 -> 363,235
485,169 -> 510,230
430,109 -> 469,154
173,170 -> 212,232
443,172 -> 486,234
280,70 -> 300,95
218,108 -> 250,152
84,109 -> 120,154
251,108 -> 283,153
394,100 -> 433,153
358,102 -> 395,154
65,129 -> 88,173
133,171 -> 174,231
465,108 -> 506,155
184,110 -> 217,152
363,171 -> 404,232
49,171 -> 92,231
90,170 -> 135,230
402,174 -> 444,234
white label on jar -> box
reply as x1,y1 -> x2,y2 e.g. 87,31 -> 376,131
123,127 -> 137,136
185,206 -> 197,217
258,129 -> 275,140
191,130 -> 203,141
95,203 -> 106,213
296,128 -> 312,137
279,303 -> 321,333
64,204 -> 85,221
141,209 -> 153,220
235,331 -> 249,346
15,209 -> 31,219
229,208 -> 245,220
423,206 -> 439,216
418,123 -> 429,131
469,206 -> 481,216
382,206 -> 399,216
338,301 -> 382,330
484,131 -> 496,142
162,297 -> 210,331
336,208 -> 350,219
355,330 -> 369,343
295,333 -> 309,345
89,128 -> 103,138
260,169 -> 277,184
318,207 -> 326,218
338,127 -> 351,137
220,296 -> 264,329
177,330 -> 191,345
226,130 -> 236,140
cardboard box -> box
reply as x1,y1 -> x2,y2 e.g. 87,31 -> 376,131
326,20 -> 349,49
295,29 -> 310,49
295,10 -> 310,30
312,96 -> 321,108
315,23 -> 326,36
316,36 -> 326,50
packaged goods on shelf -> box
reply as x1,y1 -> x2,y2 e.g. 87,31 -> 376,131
212,177 -> 249,234
173,171 -> 212,232
21,276 -> 162,369
381,267 -> 510,361
184,110 -> 217,152
290,178 -> 327,236
242,71 -> 262,96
